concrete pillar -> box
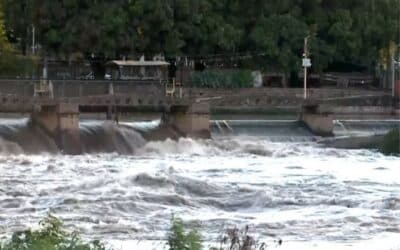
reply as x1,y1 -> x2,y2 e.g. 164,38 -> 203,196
106,106 -> 113,120
164,102 -> 210,138
32,103 -> 81,154
107,82 -> 114,120
395,80 -> 400,98
300,104 -> 334,137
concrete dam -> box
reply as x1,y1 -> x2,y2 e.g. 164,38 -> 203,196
0,79 -> 398,154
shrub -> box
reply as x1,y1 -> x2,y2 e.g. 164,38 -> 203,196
190,70 -> 253,88
212,225 -> 281,250
380,128 -> 400,156
0,54 -> 37,78
167,217 -> 202,250
0,214 -> 108,250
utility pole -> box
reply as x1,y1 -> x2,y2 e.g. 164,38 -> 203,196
302,36 -> 311,100
392,53 -> 396,97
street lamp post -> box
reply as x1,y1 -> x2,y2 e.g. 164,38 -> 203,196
32,25 -> 35,55
302,36 -> 311,100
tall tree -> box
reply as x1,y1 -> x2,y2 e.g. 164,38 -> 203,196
0,0 -> 16,74
0,0 -> 13,54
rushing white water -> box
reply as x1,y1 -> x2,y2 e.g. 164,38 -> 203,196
0,133 -> 399,249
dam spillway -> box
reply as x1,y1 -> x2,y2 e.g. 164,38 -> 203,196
0,117 -> 398,154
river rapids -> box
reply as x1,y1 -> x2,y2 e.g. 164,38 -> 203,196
0,119 -> 399,249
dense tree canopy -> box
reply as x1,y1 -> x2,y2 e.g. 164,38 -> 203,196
1,0 -> 400,74
0,1 -> 17,74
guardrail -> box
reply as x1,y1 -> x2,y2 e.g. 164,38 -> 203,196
0,79 -> 167,98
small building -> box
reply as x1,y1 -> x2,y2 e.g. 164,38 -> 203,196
105,60 -> 170,81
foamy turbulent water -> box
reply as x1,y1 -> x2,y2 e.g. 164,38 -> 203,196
0,120 -> 399,249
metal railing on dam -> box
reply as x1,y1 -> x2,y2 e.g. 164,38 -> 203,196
0,79 -> 165,97
0,79 -> 171,113
0,79 -> 396,113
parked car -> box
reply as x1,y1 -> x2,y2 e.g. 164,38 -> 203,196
77,72 -> 95,80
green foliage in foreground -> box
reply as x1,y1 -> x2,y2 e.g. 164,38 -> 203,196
167,217 -> 203,250
380,128 -> 400,156
190,70 -> 253,88
0,215 -> 273,250
0,215 -> 203,250
0,215 -> 107,250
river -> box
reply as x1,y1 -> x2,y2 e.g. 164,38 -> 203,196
0,119 -> 399,249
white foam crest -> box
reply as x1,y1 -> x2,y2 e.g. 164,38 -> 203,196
136,138 -> 220,156
134,136 -> 308,158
